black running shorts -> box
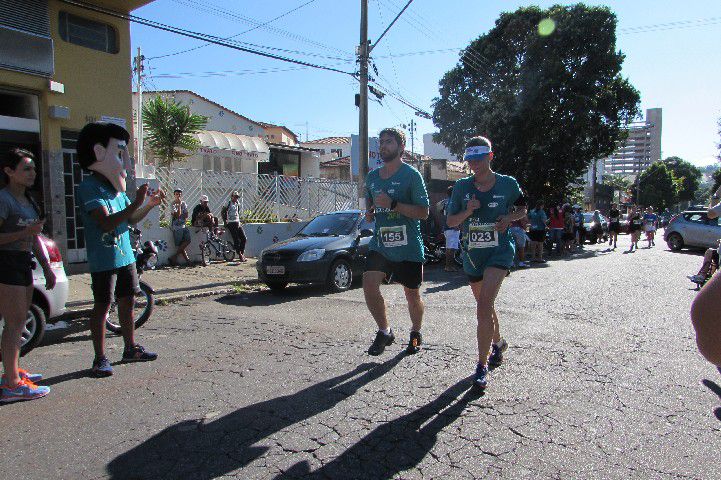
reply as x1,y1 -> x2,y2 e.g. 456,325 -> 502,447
90,263 -> 139,304
0,250 -> 33,287
365,250 -> 423,290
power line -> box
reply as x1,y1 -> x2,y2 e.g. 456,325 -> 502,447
375,0 -> 491,76
168,0 -> 349,56
150,0 -> 322,60
58,0 -> 356,77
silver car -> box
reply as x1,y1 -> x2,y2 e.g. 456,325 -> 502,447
0,235 -> 69,355
664,211 -> 721,251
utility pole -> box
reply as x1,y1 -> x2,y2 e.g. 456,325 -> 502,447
357,0 -> 369,206
591,157 -> 597,210
134,47 -> 145,168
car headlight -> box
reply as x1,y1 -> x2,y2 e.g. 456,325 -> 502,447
298,248 -> 326,262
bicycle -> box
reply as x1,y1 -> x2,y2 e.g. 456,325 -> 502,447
199,228 -> 235,266
105,227 -> 157,334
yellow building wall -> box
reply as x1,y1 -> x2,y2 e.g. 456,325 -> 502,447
0,1 -> 142,266
0,1 -> 135,153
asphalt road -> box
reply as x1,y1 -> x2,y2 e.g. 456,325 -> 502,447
2,234 -> 720,479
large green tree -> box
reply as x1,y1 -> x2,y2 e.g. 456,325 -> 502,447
662,156 -> 702,202
638,162 -> 678,210
142,95 -> 208,168
432,4 -> 640,201
603,173 -> 631,203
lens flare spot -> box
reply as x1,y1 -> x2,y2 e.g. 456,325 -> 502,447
538,18 -> 556,36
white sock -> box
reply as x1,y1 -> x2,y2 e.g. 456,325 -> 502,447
380,327 -> 391,335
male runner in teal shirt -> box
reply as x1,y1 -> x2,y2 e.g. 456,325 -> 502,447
364,128 -> 429,356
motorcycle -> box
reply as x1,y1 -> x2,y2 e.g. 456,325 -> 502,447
423,233 -> 463,267
105,227 -> 157,334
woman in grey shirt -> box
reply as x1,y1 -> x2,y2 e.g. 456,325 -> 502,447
0,148 -> 55,403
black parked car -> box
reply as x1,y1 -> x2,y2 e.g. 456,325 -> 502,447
257,210 -> 374,292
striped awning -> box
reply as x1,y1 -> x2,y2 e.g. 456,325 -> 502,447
194,130 -> 270,161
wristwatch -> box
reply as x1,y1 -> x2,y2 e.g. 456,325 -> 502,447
390,199 -> 398,210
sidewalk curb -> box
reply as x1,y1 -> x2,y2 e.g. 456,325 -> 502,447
61,279 -> 262,320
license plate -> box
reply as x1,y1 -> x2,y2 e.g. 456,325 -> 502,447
266,265 -> 285,275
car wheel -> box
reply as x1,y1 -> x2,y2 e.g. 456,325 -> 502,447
667,232 -> 684,251
266,282 -> 288,292
327,258 -> 352,292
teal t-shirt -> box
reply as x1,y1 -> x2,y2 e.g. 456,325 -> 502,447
528,208 -> 548,231
77,174 -> 135,273
365,163 -> 429,262
446,174 -> 522,260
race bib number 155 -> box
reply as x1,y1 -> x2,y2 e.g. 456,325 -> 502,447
468,223 -> 498,249
379,225 -> 408,248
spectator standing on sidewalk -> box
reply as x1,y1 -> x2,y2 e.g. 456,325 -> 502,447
527,200 -> 547,263
563,204 -> 575,254
75,122 -> 162,377
548,204 -> 565,255
441,185 -> 460,272
168,188 -> 191,266
224,191 -> 247,262
509,214 -> 529,267
0,148 -> 54,403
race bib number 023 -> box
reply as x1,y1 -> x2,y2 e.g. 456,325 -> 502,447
468,223 -> 498,249
379,225 -> 408,248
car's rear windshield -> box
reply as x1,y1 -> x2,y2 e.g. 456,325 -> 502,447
298,213 -> 359,237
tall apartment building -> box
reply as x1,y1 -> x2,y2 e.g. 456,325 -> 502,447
603,108 -> 662,176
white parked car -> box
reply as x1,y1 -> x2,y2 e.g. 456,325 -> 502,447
0,235 -> 69,356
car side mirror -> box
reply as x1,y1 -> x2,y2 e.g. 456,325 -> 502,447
360,228 -> 374,238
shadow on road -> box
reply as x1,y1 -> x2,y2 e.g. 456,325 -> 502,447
106,354 -> 405,479
702,378 -> 721,421
215,283 -> 333,307
277,378 -> 480,479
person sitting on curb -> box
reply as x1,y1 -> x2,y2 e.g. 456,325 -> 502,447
192,195 -> 219,234
168,188 -> 191,266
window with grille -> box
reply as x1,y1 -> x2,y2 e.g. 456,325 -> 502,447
58,11 -> 118,54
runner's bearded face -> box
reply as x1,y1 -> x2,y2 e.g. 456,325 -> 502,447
379,135 -> 402,163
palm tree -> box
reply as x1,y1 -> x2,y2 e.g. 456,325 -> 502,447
142,95 -> 208,168
603,173 -> 632,204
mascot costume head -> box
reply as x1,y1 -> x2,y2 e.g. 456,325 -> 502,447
76,122 -> 131,192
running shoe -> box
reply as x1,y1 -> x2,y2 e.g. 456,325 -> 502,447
518,261 -> 530,268
488,338 -> 508,367
0,379 -> 50,403
19,369 -> 42,382
122,344 -> 158,362
91,356 -> 114,377
474,363 -> 489,390
367,329 -> 395,356
688,274 -> 705,283
406,331 -> 422,354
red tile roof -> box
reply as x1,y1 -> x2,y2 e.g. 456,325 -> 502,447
321,155 -> 350,167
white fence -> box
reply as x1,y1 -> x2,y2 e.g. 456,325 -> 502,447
152,167 -> 358,222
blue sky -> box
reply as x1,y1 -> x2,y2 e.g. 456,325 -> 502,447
131,0 -> 721,167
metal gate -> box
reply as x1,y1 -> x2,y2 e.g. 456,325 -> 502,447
61,131 -> 91,263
